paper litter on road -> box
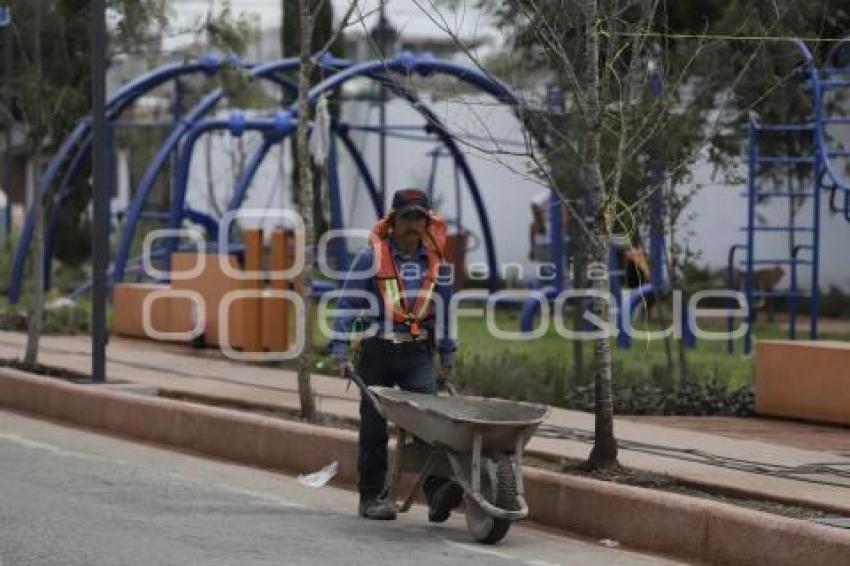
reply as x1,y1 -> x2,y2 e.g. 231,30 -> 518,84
297,461 -> 338,488
598,539 -> 620,548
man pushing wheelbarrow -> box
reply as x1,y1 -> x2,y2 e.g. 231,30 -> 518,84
332,189 -> 548,543
332,188 -> 461,522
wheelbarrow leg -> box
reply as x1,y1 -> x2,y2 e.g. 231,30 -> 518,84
398,452 -> 437,513
383,429 -> 440,514
471,431 -> 482,496
382,428 -> 407,505
513,435 -> 529,511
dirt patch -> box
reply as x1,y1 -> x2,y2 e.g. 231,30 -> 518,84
525,455 -> 834,520
623,415 -> 850,456
158,389 -> 359,431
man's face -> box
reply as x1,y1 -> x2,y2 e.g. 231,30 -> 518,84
394,210 -> 429,248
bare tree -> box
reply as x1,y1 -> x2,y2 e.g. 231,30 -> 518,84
294,0 -> 320,422
582,0 -> 618,469
406,0 -> 671,469
291,0 -> 361,422
407,0 -> 828,470
24,2 -> 44,366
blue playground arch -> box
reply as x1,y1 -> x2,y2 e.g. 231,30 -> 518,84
8,54 -> 288,301
10,51 -> 536,301
157,51 -> 529,292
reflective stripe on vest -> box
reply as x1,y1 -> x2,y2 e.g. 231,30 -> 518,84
373,239 -> 440,336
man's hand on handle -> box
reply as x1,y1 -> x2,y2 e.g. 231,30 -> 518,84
339,360 -> 354,380
437,366 -> 456,395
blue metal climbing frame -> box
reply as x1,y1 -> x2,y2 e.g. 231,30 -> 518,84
10,51 -> 532,302
729,38 -> 850,354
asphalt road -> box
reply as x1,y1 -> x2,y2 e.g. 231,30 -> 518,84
0,409 -> 676,566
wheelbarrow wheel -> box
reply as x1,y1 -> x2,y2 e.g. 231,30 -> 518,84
464,454 -> 517,544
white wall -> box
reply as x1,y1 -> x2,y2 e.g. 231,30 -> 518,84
680,152 -> 850,292
335,92 -> 546,281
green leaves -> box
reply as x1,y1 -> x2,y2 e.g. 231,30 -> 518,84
454,349 -> 755,416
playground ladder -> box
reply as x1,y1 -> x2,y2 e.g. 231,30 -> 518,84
728,118 -> 821,354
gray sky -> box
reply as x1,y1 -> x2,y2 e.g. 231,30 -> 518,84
163,0 -> 499,51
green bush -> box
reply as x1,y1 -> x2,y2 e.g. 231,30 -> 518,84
454,350 -> 754,416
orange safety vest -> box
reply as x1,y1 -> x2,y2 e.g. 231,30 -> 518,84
372,238 -> 441,337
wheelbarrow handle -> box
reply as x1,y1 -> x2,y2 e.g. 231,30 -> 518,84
344,366 -> 384,417
437,375 -> 458,396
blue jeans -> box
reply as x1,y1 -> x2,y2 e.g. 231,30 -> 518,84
356,338 -> 445,500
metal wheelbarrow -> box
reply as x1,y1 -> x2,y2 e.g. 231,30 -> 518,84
348,370 -> 549,544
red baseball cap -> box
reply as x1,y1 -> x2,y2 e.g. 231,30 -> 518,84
391,188 -> 431,217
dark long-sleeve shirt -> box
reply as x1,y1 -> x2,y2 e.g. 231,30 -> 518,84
330,239 -> 456,368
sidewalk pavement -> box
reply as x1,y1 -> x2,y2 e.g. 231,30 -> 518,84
1,331 -> 848,516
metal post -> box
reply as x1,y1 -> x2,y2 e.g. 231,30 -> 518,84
91,0 -> 107,382
546,84 -> 565,292
3,13 -> 12,238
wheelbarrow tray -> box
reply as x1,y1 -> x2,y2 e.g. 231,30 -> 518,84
369,386 -> 548,454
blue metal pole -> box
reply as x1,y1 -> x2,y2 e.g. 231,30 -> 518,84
165,113 -> 296,274
744,121 -> 757,355
8,121 -> 89,302
610,244 -> 628,348
164,119 -> 231,272
9,57 -> 230,302
170,78 -> 185,210
549,191 -> 564,292
811,78 -> 823,341
112,60 -> 305,284
117,53 -> 518,291
546,84 -> 565,293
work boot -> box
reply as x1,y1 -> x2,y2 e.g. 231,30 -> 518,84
358,497 -> 397,520
427,481 -> 464,523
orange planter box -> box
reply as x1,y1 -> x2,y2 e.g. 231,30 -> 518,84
112,283 -> 193,339
755,340 -> 850,425
114,246 -> 296,353
170,252 -> 240,347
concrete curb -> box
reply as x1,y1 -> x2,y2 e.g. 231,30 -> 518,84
1,368 -> 848,565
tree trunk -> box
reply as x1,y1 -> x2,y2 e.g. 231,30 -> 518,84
584,0 -> 618,470
569,210 -> 586,385
667,182 -> 689,382
294,0 -> 318,422
24,3 -> 44,367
